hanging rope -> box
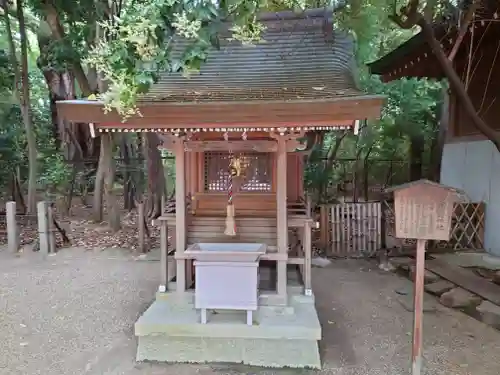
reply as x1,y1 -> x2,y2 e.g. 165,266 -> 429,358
224,132 -> 236,236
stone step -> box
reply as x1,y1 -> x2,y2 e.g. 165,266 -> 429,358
136,334 -> 321,369
135,297 -> 321,341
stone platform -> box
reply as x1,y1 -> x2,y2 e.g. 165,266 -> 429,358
135,287 -> 322,369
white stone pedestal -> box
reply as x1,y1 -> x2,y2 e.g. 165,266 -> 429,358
195,261 -> 258,325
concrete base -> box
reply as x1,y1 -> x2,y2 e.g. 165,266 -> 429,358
137,335 -> 320,368
135,288 -> 322,369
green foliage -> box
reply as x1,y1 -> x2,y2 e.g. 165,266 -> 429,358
82,0 -> 306,119
0,26 -> 70,196
303,0 -> 445,201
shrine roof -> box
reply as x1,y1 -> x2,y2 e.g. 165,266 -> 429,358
385,179 -> 468,201
56,8 -> 384,130
368,2 -> 500,82
139,9 -> 361,103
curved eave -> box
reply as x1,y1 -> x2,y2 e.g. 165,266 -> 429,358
368,20 -> 499,82
368,31 -> 445,82
56,95 -> 385,129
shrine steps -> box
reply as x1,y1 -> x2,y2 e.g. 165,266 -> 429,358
134,288 -> 322,369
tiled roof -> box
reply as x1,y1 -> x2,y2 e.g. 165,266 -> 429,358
139,8 -> 362,103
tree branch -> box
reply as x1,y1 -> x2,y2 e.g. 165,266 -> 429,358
448,0 -> 480,62
389,0 -> 421,29
416,15 -> 500,151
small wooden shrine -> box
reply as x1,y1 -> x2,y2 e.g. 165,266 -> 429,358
56,8 -> 384,370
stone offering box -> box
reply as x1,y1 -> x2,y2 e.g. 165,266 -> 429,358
186,243 -> 267,325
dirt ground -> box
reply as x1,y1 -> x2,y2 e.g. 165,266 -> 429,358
0,247 -> 499,375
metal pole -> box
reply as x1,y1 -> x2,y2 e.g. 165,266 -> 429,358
412,239 -> 426,375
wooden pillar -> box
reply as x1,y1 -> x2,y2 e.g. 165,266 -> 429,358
303,220 -> 312,296
276,136 -> 288,299
6,201 -> 18,253
174,140 -> 187,293
159,220 -> 168,292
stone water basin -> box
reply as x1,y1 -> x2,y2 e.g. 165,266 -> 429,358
186,242 -> 267,325
185,242 -> 267,262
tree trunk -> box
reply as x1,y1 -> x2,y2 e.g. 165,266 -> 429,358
93,136 -> 106,222
42,1 -> 93,97
429,87 -> 449,181
363,146 -> 374,201
145,133 -> 166,219
409,133 -> 424,181
18,2 -> 38,213
3,0 -> 38,214
101,133 -> 120,231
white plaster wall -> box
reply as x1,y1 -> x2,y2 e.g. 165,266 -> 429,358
440,140 -> 500,256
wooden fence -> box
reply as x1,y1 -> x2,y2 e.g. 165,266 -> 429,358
317,201 -> 486,257
382,200 -> 485,252
318,202 -> 382,257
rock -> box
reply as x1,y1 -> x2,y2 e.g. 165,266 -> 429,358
409,266 -> 441,284
472,267 -> 495,279
20,242 -> 39,253
424,280 -> 455,296
492,271 -> 500,285
396,291 -> 437,313
311,257 -> 331,268
395,286 -> 411,295
378,261 -> 396,272
476,301 -> 500,328
439,288 -> 482,309
391,257 -> 413,272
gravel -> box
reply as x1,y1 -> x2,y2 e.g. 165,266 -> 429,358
0,248 -> 499,375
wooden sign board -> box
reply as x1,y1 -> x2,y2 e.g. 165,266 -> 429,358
392,183 -> 459,241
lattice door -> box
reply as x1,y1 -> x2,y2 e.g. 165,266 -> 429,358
204,152 -> 272,192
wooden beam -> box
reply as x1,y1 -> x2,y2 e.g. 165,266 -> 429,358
157,133 -> 177,151
184,140 -> 278,152
56,96 -> 384,126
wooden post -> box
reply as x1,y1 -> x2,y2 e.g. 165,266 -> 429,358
319,205 -> 328,249
174,140 -> 187,293
47,203 -> 56,253
303,220 -> 312,296
37,201 -> 49,255
6,201 -> 18,253
385,180 -> 465,375
412,239 -> 426,375
159,221 -> 169,292
137,202 -> 145,254
276,136 -> 288,299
